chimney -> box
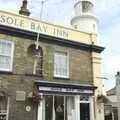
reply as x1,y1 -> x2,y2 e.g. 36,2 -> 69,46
117,71 -> 120,76
116,71 -> 120,85
19,0 -> 30,16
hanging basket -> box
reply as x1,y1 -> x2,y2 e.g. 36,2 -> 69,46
27,44 -> 43,58
27,90 -> 43,103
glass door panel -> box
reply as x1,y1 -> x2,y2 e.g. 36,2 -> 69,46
45,95 -> 53,120
55,96 -> 64,120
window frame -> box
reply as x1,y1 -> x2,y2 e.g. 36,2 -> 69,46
54,51 -> 69,78
0,40 -> 14,72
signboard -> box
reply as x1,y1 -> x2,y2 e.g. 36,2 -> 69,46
0,10 -> 97,45
38,86 -> 93,95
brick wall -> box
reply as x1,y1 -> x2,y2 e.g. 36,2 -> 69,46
0,33 -> 93,120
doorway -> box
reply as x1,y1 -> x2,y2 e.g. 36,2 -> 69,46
79,96 -> 90,120
80,103 -> 90,120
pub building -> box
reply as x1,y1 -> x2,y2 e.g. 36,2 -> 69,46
0,0 -> 105,120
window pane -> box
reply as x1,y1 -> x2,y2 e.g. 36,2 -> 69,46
54,53 -> 68,77
82,1 -> 93,13
45,95 -> 74,120
0,56 -> 11,70
45,96 -> 53,120
67,96 -> 75,120
0,96 -> 7,120
0,42 -> 11,56
55,55 -> 61,75
5,43 -> 11,55
0,97 -> 7,113
0,40 -> 13,71
55,96 -> 64,120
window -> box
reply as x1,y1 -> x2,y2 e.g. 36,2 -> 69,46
0,40 -> 14,72
45,95 -> 74,120
0,93 -> 9,120
82,1 -> 93,13
54,52 -> 69,78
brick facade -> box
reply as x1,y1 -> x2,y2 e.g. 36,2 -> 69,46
0,32 -> 93,120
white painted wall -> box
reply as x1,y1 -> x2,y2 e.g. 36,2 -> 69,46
71,0 -> 98,33
71,14 -> 98,33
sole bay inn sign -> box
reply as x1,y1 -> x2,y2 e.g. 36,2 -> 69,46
0,12 -> 68,38
0,10 -> 93,45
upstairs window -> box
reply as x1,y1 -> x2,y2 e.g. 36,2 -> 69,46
0,40 -> 14,72
54,51 -> 69,78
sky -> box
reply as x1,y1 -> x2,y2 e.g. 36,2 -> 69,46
0,0 -> 120,90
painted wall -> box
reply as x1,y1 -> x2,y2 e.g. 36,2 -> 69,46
0,10 -> 98,45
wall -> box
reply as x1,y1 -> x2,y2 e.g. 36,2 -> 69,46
116,74 -> 120,120
0,32 -> 93,120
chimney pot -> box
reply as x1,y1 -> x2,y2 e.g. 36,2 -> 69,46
19,0 -> 30,16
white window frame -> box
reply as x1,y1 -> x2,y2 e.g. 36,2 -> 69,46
54,51 -> 69,78
0,40 -> 14,72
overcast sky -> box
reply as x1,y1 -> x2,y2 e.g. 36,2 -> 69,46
0,0 -> 120,90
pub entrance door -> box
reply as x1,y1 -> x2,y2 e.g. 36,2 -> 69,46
80,103 -> 90,120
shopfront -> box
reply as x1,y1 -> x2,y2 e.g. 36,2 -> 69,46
35,81 -> 95,120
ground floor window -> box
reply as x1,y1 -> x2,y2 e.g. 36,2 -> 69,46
0,95 -> 9,120
38,95 -> 93,120
44,95 -> 74,120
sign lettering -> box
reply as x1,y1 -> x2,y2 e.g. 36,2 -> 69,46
0,12 -> 69,39
0,10 -> 93,45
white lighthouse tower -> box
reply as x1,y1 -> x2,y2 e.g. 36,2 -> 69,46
71,0 -> 98,33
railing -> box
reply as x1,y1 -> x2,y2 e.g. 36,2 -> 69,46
0,113 -> 7,120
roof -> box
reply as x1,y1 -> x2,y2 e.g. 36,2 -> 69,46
107,87 -> 116,96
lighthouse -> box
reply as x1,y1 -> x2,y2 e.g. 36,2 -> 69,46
71,0 -> 98,33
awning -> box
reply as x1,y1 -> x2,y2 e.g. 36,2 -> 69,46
35,80 -> 96,96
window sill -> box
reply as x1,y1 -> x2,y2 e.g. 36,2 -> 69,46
0,71 -> 13,74
25,73 -> 43,77
53,76 -> 70,80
